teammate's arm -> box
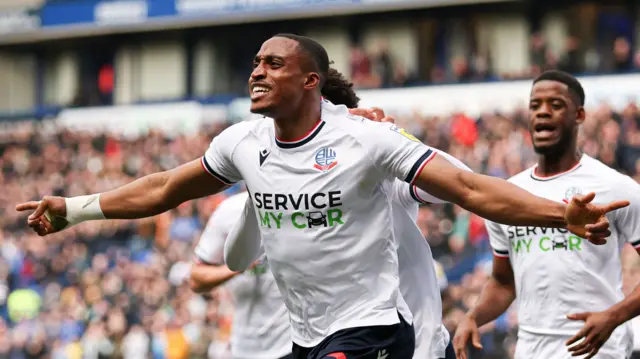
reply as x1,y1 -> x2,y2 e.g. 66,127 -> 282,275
224,196 -> 264,272
190,260 -> 241,293
453,256 -> 515,359
453,220 -> 516,359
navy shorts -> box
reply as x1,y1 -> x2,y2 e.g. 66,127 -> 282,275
292,314 -> 415,359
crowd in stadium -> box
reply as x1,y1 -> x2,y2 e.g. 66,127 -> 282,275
0,92 -> 638,358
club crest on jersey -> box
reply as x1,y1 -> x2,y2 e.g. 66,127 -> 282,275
563,186 -> 583,203
389,124 -> 420,142
313,147 -> 338,172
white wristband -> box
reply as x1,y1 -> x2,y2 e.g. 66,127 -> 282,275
64,194 -> 106,227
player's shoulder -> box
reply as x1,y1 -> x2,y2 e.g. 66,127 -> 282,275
504,166 -> 533,186
217,116 -> 271,142
581,155 -> 632,183
320,100 -> 397,138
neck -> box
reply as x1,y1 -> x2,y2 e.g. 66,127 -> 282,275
535,147 -> 581,177
273,96 -> 321,141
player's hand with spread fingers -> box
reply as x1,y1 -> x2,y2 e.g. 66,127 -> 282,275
453,314 -> 483,359
564,192 -> 630,245
15,196 -> 68,236
565,311 -> 619,359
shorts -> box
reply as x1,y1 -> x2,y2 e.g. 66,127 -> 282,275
515,330 -> 632,359
292,315 -> 415,359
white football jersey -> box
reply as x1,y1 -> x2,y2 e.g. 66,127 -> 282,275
222,154 -> 469,358
486,154 -> 640,358
202,101 -> 435,347
194,191 -> 291,359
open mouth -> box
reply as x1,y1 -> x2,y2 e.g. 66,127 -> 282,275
533,123 -> 557,139
250,84 -> 271,100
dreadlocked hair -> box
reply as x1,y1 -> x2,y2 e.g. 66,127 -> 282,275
321,67 -> 360,109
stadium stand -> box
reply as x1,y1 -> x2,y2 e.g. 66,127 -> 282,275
1,0 -> 640,358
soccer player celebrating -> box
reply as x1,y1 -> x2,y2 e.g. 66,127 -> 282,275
215,73 -> 464,359
453,70 -> 640,359
17,36 -> 627,359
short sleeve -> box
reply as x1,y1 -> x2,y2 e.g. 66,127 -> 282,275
194,202 -> 238,265
485,219 -> 510,258
363,122 -> 436,184
612,175 -> 640,249
202,123 -> 248,185
392,149 -> 474,208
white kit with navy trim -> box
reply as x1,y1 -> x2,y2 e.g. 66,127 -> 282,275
486,154 -> 640,358
202,101 -> 437,347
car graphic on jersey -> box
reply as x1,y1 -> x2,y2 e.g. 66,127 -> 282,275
552,236 -> 568,250
307,211 -> 328,227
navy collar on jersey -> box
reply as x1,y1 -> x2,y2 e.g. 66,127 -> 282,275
530,159 -> 583,182
275,119 -> 325,149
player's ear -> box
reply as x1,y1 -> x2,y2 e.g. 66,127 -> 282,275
304,72 -> 321,91
575,106 -> 586,125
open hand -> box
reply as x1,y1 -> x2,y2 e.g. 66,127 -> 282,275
15,196 -> 68,236
564,192 -> 629,245
566,311 -> 620,358
453,314 -> 483,359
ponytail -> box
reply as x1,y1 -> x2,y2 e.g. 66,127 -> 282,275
320,67 -> 360,109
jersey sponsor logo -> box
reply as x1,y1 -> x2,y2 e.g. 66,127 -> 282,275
313,147 -> 338,172
253,191 -> 344,230
259,147 -> 270,167
506,226 -> 583,254
563,186 -> 583,203
389,124 -> 420,142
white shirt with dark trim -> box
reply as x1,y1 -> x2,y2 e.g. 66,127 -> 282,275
486,154 -> 639,350
202,100 -> 436,347
194,191 -> 292,359
387,150 -> 470,358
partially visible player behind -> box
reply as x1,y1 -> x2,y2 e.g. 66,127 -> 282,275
453,70 -> 640,359
18,36 -> 626,359
191,189 -> 293,359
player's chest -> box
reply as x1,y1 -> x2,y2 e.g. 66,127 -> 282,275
502,177 -> 619,259
234,139 -> 376,200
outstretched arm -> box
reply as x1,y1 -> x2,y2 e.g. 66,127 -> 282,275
413,155 -> 628,241
414,155 -> 566,227
16,159 -> 227,235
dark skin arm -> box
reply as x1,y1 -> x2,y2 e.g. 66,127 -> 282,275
16,159 -> 227,235
453,256 -> 516,359
564,247 -> 640,358
414,155 -> 629,242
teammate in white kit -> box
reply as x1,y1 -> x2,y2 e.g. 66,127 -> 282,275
453,70 -> 640,359
18,36 -> 626,359
190,190 -> 293,359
